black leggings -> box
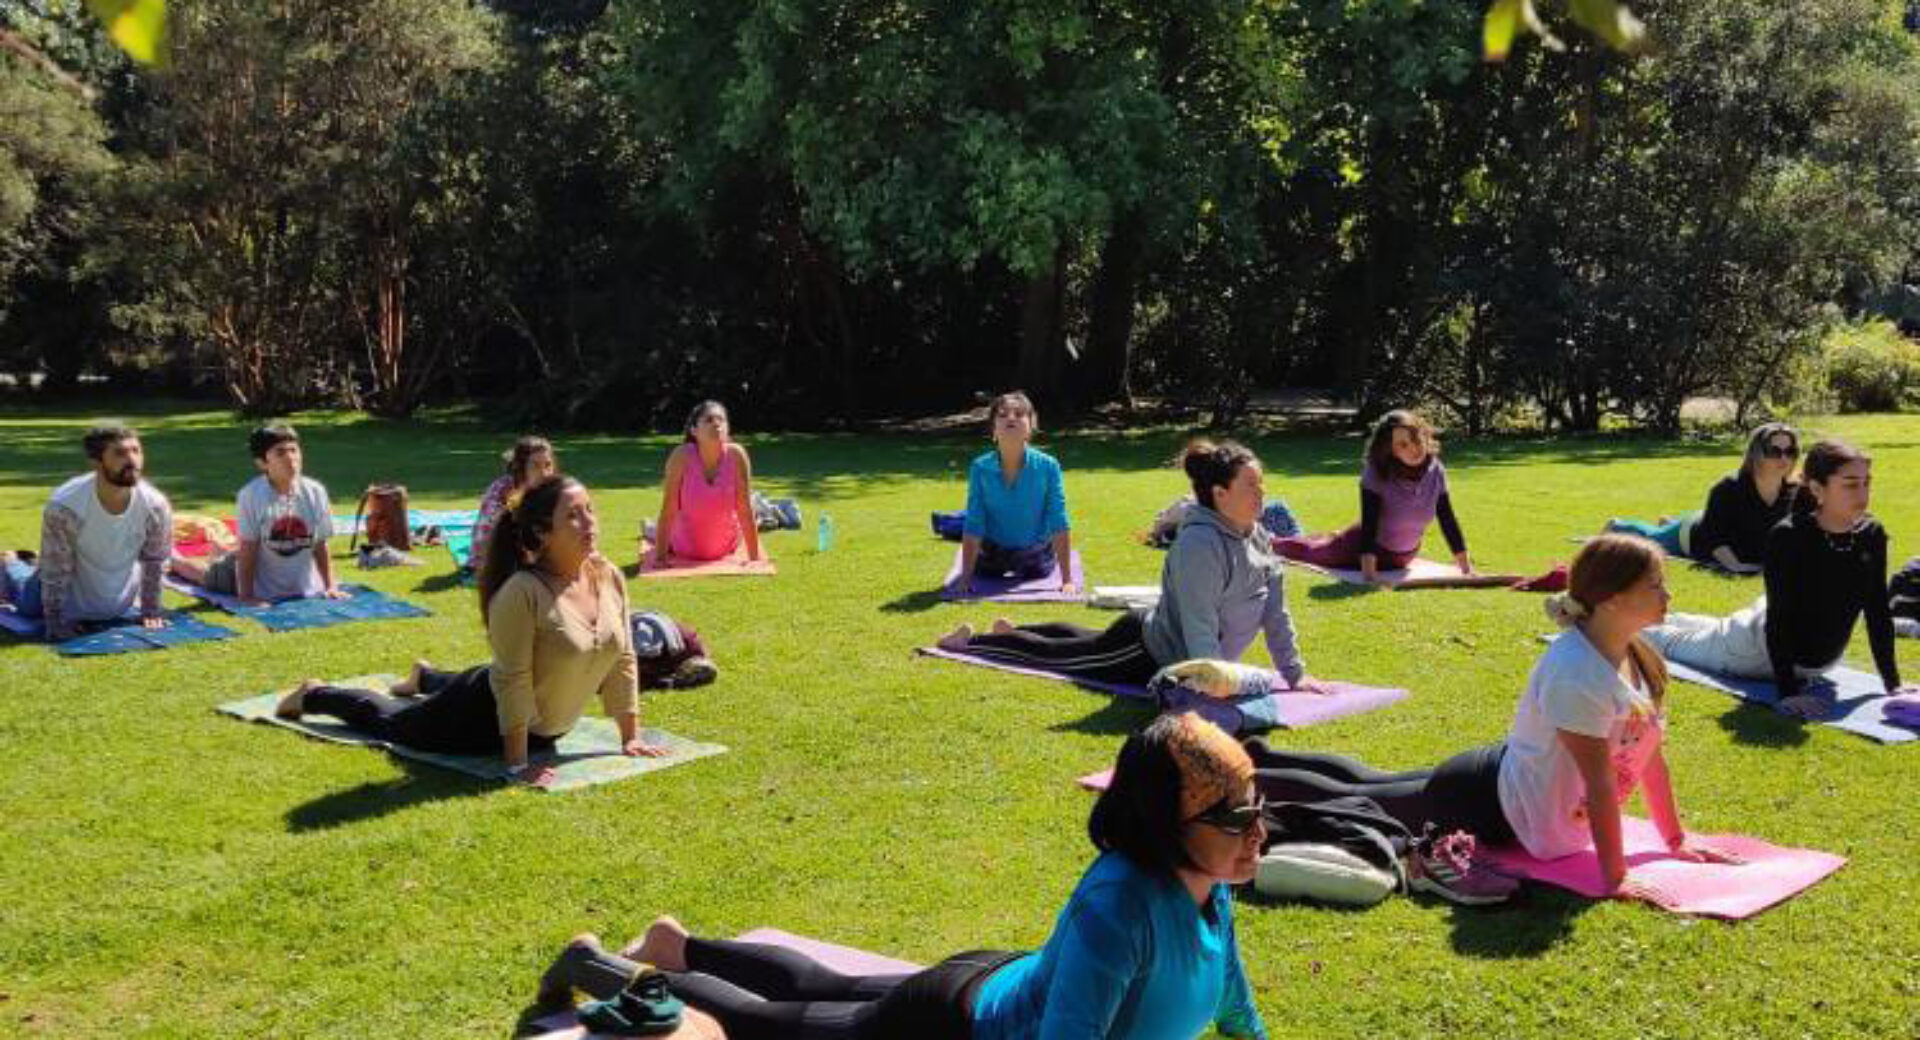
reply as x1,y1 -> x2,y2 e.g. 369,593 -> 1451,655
302,666 -> 556,757
552,937 -> 1019,1040
960,609 -> 1156,685
1247,738 -> 1515,844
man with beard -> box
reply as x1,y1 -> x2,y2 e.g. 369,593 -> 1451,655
1,424 -> 173,641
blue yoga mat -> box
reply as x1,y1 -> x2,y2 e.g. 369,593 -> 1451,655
0,608 -> 239,656
1665,660 -> 1917,744
163,579 -> 431,633
330,508 -> 481,537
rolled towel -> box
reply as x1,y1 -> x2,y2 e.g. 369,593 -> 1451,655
1152,659 -> 1276,700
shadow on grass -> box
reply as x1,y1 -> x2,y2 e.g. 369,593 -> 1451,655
879,588 -> 948,614
1305,581 -> 1380,602
1446,888 -> 1596,958
1713,703 -> 1813,749
411,570 -> 473,595
1050,695 -> 1155,736
284,760 -> 492,833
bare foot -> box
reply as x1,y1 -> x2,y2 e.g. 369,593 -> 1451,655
389,659 -> 434,697
620,915 -> 690,971
535,932 -> 604,1009
990,618 -> 1016,636
276,678 -> 325,719
936,623 -> 975,652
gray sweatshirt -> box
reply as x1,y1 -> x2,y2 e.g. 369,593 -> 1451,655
1143,504 -> 1306,685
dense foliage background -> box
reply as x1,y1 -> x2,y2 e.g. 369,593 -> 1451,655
4,0 -> 1919,429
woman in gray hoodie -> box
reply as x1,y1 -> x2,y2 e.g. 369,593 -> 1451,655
938,439 -> 1327,692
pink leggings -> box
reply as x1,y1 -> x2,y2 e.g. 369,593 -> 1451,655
1272,525 -> 1417,571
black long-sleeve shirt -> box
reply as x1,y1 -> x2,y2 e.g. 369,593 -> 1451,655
1690,473 -> 1792,566
1763,514 -> 1900,698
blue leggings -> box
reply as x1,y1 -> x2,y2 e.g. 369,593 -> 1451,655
1604,518 -> 1687,558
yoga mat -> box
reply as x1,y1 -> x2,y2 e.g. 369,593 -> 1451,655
1480,816 -> 1846,919
164,579 -> 432,632
939,548 -> 1086,602
1281,556 -> 1520,589
1088,585 -> 1160,610
528,930 -> 923,1039
639,553 -> 777,580
329,508 -> 482,536
915,646 -> 1408,731
217,680 -> 726,792
0,608 -> 239,656
1077,768 -> 1113,791
1665,659 -> 1917,744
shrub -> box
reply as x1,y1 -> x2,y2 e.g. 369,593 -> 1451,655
1824,319 -> 1920,413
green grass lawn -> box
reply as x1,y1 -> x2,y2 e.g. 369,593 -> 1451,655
3,401 -> 1918,1039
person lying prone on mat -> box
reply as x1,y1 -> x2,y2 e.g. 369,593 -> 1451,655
940,438 -> 1330,693
1605,421 -> 1799,573
1273,409 -> 1474,583
275,475 -> 668,786
1250,535 -> 1737,900
649,400 -> 764,568
167,423 -> 346,606
0,423 -> 171,641
952,390 -> 1073,595
536,712 -> 1269,1040
1640,439 -> 1915,719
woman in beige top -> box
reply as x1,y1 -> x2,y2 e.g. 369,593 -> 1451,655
277,475 -> 666,786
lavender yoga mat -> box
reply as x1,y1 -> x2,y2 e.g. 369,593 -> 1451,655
1665,659 -> 1917,744
1281,556 -> 1518,589
529,929 -> 923,1040
1480,817 -> 1846,919
940,548 -> 1087,603
916,646 -> 1409,730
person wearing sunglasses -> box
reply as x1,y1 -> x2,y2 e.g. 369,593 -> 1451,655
535,712 -> 1270,1039
1645,439 -> 1913,719
1606,422 -> 1800,574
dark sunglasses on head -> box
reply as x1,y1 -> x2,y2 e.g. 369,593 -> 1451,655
1188,795 -> 1268,836
1762,443 -> 1798,460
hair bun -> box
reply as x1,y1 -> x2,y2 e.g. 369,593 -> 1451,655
1181,440 -> 1218,479
1543,593 -> 1588,628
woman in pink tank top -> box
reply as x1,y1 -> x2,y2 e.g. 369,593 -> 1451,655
653,401 -> 764,565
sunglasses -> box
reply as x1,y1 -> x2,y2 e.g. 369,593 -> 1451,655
1762,443 -> 1798,460
1188,795 -> 1268,836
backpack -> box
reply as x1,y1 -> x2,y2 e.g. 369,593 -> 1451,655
352,484 -> 412,552
1253,796 -> 1412,906
1891,556 -> 1920,621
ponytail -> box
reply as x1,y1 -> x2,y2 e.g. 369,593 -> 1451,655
478,475 -> 577,624
1180,438 -> 1257,512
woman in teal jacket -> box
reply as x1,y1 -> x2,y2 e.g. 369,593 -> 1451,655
538,712 -> 1270,1039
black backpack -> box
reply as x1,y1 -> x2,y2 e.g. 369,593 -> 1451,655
1261,795 -> 1414,879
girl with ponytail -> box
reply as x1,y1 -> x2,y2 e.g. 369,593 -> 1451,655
1244,535 -> 1730,900
277,475 -> 669,786
937,439 -> 1326,693
1643,439 -> 1911,718
469,436 -> 557,568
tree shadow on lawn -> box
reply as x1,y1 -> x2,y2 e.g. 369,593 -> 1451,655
1305,581 -> 1382,602
1446,888 -> 1597,959
879,588 -> 947,614
284,760 -> 492,833
1713,702 -> 1813,749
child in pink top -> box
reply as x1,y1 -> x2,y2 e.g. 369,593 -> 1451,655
1274,409 -> 1475,583
652,401 -> 764,566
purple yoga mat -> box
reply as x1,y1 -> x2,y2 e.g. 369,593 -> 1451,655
916,646 -> 1409,729
529,929 -> 922,1040
939,548 -> 1087,602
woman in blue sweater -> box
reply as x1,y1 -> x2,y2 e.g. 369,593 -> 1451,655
537,712 -> 1270,1039
953,391 -> 1074,594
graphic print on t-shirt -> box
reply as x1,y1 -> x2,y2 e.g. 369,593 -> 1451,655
264,498 -> 315,558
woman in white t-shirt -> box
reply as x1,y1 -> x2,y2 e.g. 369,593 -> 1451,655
1250,535 -> 1734,896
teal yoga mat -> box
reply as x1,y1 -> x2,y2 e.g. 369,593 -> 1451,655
218,679 -> 727,792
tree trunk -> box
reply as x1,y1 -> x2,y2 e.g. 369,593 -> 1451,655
1081,213 -> 1145,408
1017,243 -> 1068,395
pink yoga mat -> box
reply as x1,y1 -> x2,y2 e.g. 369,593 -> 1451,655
916,646 -> 1407,729
529,929 -> 922,1039
939,548 -> 1087,603
1077,768 -> 1114,791
1281,556 -> 1517,589
1480,817 -> 1846,919
639,552 -> 777,580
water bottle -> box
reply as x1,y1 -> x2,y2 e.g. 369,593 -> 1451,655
816,512 -> 835,552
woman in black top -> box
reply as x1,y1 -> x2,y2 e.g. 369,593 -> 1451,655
1607,422 -> 1798,572
1644,440 -> 1913,718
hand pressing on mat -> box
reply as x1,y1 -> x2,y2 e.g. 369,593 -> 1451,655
505,761 -> 557,788
1360,553 -> 1382,585
321,586 -> 350,600
1453,550 -> 1475,576
1285,676 -> 1335,696
1613,875 -> 1673,906
1777,693 -> 1832,720
623,737 -> 670,758
140,615 -> 169,630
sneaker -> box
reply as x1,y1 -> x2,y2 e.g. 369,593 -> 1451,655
357,543 -> 420,569
1409,827 -> 1519,906
1894,616 -> 1920,640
